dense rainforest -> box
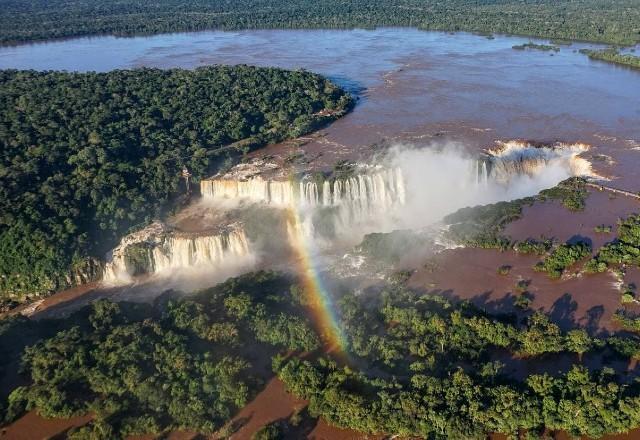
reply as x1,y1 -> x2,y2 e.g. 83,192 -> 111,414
0,0 -> 639,46
0,66 -> 352,304
4,270 -> 640,438
0,271 -> 320,437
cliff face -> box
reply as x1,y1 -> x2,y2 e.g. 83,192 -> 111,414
66,258 -> 103,286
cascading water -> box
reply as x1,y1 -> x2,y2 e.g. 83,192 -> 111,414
201,167 -> 406,241
149,230 -> 249,272
200,177 -> 295,205
201,167 -> 406,209
104,140 -> 597,285
103,223 -> 250,284
483,140 -> 595,183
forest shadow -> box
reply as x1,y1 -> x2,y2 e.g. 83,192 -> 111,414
410,286 -> 640,380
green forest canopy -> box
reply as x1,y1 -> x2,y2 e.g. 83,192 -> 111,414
0,0 -> 639,45
5,271 -> 640,438
0,66 -> 352,302
0,271 -> 320,438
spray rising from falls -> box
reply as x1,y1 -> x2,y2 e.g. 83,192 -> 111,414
390,141 -> 596,230
102,139 -> 595,306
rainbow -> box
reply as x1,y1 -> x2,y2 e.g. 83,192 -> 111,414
285,206 -> 348,353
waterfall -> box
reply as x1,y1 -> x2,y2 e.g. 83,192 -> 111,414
200,177 -> 274,204
200,167 -> 406,242
201,167 -> 406,210
481,162 -> 488,185
484,141 -> 593,184
103,225 -> 250,284
150,230 -> 249,272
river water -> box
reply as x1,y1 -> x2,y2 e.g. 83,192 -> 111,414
1,29 -> 639,139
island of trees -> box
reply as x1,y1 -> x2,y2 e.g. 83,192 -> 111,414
1,0 -> 639,46
580,48 -> 640,69
0,66 -> 353,307
512,42 -> 560,52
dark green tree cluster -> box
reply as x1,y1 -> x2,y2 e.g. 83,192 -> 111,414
512,42 -> 560,52
0,67 -> 352,302
1,0 -> 639,45
276,288 -> 640,439
537,177 -> 588,211
613,311 -> 640,332
534,241 -> 592,279
1,271 -> 319,438
443,197 -> 533,249
513,238 -> 554,255
580,49 -> 640,69
338,289 -> 599,373
277,356 -> 640,439
585,214 -> 640,273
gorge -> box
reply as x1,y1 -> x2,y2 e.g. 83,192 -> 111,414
101,141 -> 598,285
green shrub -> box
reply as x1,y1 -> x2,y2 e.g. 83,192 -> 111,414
497,265 -> 512,275
534,241 -> 592,279
594,224 -> 613,233
538,177 -> 587,211
513,238 -> 554,255
252,422 -> 283,440
514,294 -> 531,309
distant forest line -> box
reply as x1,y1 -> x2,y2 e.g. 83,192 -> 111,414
0,0 -> 639,45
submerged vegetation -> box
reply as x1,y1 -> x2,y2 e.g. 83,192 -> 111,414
1,0 -> 639,45
595,224 -> 613,233
0,67 -> 352,305
534,241 -> 592,279
580,48 -> 640,69
512,42 -> 560,52
513,238 -> 554,255
585,214 -> 640,273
